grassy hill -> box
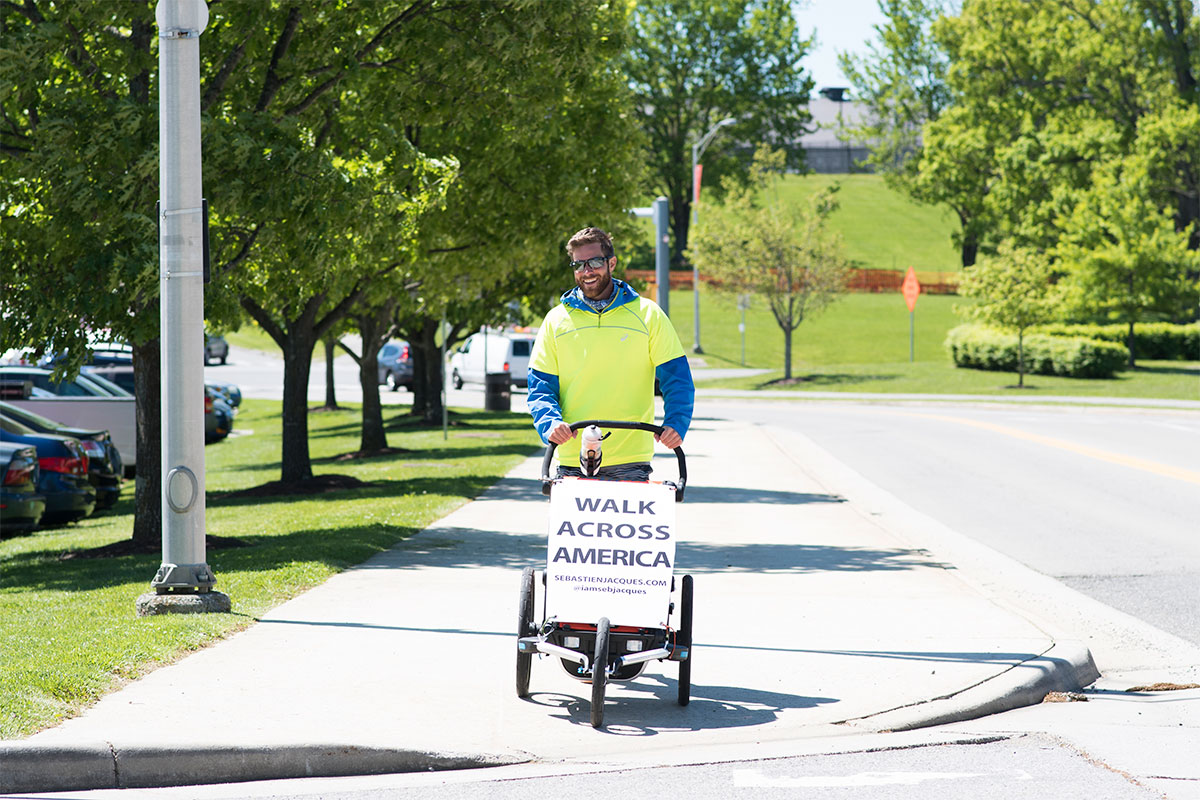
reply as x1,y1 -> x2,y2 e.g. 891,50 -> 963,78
774,173 -> 961,271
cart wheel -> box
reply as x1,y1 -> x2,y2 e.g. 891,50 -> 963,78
678,574 -> 693,706
516,567 -> 535,698
591,617 -> 610,728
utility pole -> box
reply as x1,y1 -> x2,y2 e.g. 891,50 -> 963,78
691,117 -> 736,354
139,0 -> 229,616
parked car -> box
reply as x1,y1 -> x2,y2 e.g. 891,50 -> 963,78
205,334 -> 228,366
0,366 -> 137,474
0,442 -> 46,535
41,343 -> 134,369
205,385 -> 235,443
0,415 -> 96,525
82,363 -> 135,394
206,380 -> 242,408
0,365 -> 126,397
0,401 -> 122,511
449,331 -> 536,389
377,340 -> 414,392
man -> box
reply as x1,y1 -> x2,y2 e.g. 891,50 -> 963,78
527,226 -> 694,480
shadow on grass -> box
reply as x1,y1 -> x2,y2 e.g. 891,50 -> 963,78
308,410 -> 533,440
758,372 -> 901,388
1,522 -> 426,593
1133,364 -> 1200,376
219,443 -> 541,476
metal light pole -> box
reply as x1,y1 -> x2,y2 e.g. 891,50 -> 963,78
140,0 -> 228,615
691,117 -> 736,354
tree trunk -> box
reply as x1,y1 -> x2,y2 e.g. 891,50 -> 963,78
1127,319 -> 1137,368
355,307 -> 390,452
1017,330 -> 1025,388
783,327 -> 793,380
671,193 -> 692,270
408,316 -> 444,424
322,336 -> 339,410
280,332 -> 316,482
410,343 -> 430,418
960,236 -> 978,268
130,337 -> 161,549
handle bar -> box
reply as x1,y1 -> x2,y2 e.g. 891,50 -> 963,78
540,420 -> 686,502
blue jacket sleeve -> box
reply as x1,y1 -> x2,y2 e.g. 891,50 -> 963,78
527,367 -> 563,445
655,355 -> 694,439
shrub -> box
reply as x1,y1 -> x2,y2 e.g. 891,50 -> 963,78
945,325 -> 1130,379
1031,322 -> 1200,360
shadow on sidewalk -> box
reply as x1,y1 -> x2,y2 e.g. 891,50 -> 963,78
526,673 -> 838,735
678,542 -> 943,573
347,528 -> 943,575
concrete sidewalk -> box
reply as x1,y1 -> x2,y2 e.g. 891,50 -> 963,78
1,415 -> 1103,794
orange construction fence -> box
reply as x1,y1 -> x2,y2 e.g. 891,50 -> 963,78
624,268 -> 960,296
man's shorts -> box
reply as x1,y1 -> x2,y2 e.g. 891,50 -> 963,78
556,462 -> 652,482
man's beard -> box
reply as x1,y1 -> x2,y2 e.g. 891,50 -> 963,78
577,267 -> 613,301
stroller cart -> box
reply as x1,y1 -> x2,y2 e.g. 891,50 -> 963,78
516,420 -> 693,728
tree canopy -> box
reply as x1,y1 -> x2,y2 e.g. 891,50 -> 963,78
622,0 -> 814,268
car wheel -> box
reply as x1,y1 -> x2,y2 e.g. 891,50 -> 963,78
219,355 -> 226,365
203,352 -> 211,366
452,370 -> 463,390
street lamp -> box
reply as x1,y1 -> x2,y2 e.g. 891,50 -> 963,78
691,117 -> 736,354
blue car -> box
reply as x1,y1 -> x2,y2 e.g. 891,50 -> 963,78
0,401 -> 123,511
0,442 -> 46,535
0,415 -> 96,526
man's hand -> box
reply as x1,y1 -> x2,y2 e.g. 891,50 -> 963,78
548,421 -> 576,445
655,426 -> 683,449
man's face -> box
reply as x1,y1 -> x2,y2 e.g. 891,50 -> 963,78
571,242 -> 614,301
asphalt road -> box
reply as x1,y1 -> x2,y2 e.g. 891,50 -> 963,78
717,400 -> 1200,648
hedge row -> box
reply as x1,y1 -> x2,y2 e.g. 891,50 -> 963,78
1031,322 -> 1200,360
945,325 -> 1130,379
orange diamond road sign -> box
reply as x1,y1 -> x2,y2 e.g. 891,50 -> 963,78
901,266 -> 921,312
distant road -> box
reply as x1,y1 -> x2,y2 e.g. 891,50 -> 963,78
713,399 -> 1200,647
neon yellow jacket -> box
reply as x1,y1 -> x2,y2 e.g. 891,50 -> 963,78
528,279 -> 693,466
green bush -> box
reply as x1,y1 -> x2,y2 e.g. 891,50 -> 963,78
1031,322 -> 1200,360
945,325 -> 1130,379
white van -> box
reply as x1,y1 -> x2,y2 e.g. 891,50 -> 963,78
449,331 -> 536,389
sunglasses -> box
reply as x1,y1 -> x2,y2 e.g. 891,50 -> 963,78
570,256 -> 609,273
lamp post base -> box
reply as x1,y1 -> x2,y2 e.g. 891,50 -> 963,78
136,590 -> 231,617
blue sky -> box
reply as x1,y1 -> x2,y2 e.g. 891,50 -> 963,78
795,0 -> 887,94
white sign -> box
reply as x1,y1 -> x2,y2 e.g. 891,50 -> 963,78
544,478 -> 676,628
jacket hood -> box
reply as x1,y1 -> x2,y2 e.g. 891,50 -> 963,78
559,277 -> 640,313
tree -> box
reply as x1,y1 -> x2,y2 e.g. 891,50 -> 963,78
622,0 -> 814,268
956,244 -> 1063,386
1054,154 -> 1200,366
687,147 -> 849,380
1,1 -> 196,548
388,0 -> 645,422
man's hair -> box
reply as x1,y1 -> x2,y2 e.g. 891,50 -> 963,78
566,227 -> 614,260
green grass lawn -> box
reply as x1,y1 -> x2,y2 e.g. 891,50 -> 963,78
774,173 -> 962,271
0,402 -> 543,739
666,289 -> 1199,401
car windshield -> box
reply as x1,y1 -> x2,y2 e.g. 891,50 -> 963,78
78,371 -> 132,397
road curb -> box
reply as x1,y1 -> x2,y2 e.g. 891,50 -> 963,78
0,741 -> 529,794
843,641 -> 1100,733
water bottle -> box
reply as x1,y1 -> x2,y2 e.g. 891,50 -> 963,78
579,425 -> 603,477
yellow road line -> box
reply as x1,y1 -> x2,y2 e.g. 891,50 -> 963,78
899,411 -> 1200,487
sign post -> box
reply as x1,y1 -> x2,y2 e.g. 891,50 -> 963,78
901,267 -> 921,363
